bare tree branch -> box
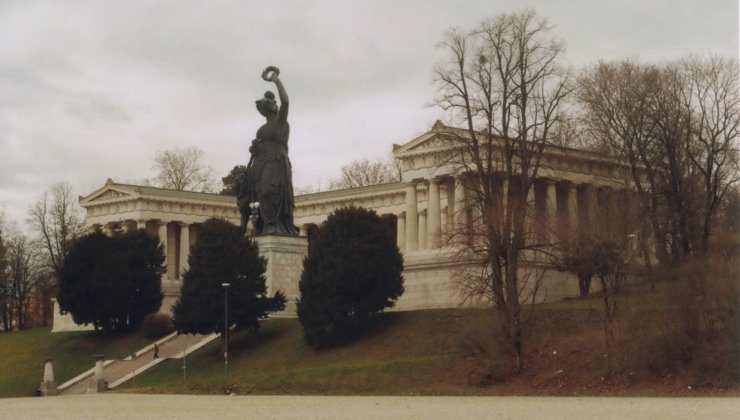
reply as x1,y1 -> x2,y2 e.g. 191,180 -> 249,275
435,9 -> 570,372
151,147 -> 217,192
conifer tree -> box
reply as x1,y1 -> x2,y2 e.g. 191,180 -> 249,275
297,206 -> 404,348
59,229 -> 164,333
173,218 -> 285,336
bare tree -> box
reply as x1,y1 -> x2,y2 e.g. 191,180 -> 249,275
0,213 -> 10,331
27,182 -> 84,325
328,155 -> 401,190
294,180 -> 326,195
151,146 -> 217,192
578,56 -> 739,264
434,9 -> 571,371
682,55 -> 740,253
5,233 -> 41,330
28,182 -> 84,281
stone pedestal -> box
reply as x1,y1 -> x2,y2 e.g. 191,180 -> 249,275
255,235 -> 308,317
39,358 -> 58,396
87,355 -> 108,393
158,279 -> 182,317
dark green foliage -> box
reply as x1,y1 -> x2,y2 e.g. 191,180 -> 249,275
297,206 -> 404,349
220,165 -> 248,196
141,313 -> 175,339
172,218 -> 285,335
58,229 -> 164,333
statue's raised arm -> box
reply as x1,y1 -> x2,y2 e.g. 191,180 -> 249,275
262,66 -> 289,124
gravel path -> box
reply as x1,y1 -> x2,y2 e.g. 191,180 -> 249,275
0,394 -> 738,419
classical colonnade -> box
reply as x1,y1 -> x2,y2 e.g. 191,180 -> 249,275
396,173 -> 628,253
91,219 -> 198,284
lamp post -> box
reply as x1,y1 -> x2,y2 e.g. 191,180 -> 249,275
249,202 -> 260,236
221,282 -> 231,379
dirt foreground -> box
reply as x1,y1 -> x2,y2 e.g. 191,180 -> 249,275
1,394 -> 738,419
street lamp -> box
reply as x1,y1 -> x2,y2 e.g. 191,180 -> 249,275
221,282 -> 231,379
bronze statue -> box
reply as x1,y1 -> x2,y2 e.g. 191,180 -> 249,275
238,66 -> 299,236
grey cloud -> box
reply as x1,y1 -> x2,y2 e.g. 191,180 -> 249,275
0,0 -> 737,230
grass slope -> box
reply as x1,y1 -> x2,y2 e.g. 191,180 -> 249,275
124,286 -> 738,396
1,281 -> 736,398
0,327 -> 152,397
124,309 -> 492,395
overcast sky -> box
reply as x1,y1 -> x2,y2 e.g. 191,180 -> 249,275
1,0 -> 737,230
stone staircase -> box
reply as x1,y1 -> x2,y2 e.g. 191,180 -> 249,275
57,332 -> 218,395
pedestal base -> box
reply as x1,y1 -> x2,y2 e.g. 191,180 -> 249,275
87,379 -> 108,393
256,235 -> 308,317
39,381 -> 57,396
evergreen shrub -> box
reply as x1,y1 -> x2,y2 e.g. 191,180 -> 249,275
297,206 -> 404,349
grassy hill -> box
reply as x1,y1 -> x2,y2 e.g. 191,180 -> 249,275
2,280 -> 737,397
0,327 -> 151,397
120,309 -> 496,396
122,284 -> 738,396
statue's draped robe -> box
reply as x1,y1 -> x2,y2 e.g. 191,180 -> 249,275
239,121 -> 298,236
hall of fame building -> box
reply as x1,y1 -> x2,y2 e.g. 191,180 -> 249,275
53,122 -> 636,331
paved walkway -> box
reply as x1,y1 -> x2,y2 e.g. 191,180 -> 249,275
1,395 -> 738,419
58,333 -> 217,395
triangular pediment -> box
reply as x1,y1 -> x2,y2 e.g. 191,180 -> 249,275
79,180 -> 140,206
89,189 -> 134,201
392,121 -> 471,158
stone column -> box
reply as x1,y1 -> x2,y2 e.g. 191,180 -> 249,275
454,175 -> 466,230
440,207 -> 447,236
179,223 -> 190,277
545,180 -> 557,241
445,180 -> 455,233
396,213 -> 406,251
405,182 -> 418,252
418,210 -> 428,250
299,224 -> 309,237
167,223 -> 177,280
427,178 -> 441,247
583,184 -> 597,230
156,221 -> 168,280
567,183 -> 578,235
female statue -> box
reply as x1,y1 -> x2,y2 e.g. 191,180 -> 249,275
238,66 -> 299,236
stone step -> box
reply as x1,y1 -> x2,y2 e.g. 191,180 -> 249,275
57,332 -> 218,395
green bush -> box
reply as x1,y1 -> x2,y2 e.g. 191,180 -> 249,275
58,229 -> 164,333
141,313 -> 175,339
173,218 -> 285,336
297,206 -> 404,349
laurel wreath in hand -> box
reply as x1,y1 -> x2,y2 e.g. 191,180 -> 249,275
261,66 -> 280,82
